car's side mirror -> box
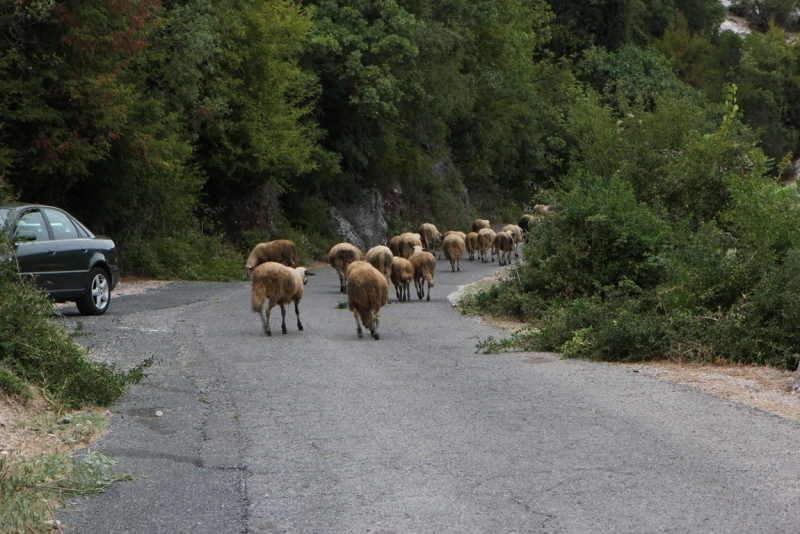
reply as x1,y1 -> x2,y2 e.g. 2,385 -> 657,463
14,231 -> 37,242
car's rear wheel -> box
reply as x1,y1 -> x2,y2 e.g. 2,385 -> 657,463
76,267 -> 111,315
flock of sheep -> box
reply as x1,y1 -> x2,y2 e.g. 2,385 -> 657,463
246,207 -> 549,341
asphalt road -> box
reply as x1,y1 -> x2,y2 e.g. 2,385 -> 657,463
57,256 -> 800,533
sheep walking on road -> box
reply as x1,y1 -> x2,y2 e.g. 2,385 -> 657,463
443,230 -> 467,241
502,224 -> 523,258
329,243 -> 363,293
396,232 -> 423,259
391,257 -> 414,302
493,231 -> 514,266
466,232 -> 479,261
246,239 -> 298,278
419,223 -> 441,256
366,245 -> 394,286
388,235 -> 402,257
251,263 -> 313,336
347,262 -> 389,340
442,233 -> 466,272
477,228 -> 496,263
410,246 -> 436,301
472,219 -> 490,233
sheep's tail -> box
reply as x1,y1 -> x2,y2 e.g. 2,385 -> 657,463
425,271 -> 434,287
251,284 -> 265,313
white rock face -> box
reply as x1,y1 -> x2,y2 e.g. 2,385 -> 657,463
720,15 -> 751,36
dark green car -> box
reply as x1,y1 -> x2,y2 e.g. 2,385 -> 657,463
1,203 -> 119,315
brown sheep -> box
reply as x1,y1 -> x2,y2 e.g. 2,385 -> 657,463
391,256 -> 414,302
493,231 -> 514,266
419,223 -> 441,253
251,263 -> 313,336
329,243 -> 363,293
472,219 -> 490,233
443,230 -> 467,240
442,234 -> 466,272
409,246 -> 436,301
465,232 -> 479,261
398,232 -> 423,259
366,245 -> 394,285
533,204 -> 551,215
502,224 -> 523,258
477,228 -> 496,263
347,261 -> 389,340
387,235 -> 402,257
441,230 -> 466,260
246,239 -> 297,278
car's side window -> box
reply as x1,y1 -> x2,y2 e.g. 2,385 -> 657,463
43,208 -> 79,240
16,210 -> 48,242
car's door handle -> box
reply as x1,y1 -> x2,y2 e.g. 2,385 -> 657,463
81,247 -> 89,253
48,249 -> 56,255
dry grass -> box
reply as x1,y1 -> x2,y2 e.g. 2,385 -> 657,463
0,394 -> 109,459
623,361 -> 800,421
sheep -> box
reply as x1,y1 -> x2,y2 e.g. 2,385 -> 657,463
493,231 -> 515,266
441,230 -> 466,259
398,232 -> 423,259
409,246 -> 436,301
443,230 -> 467,241
391,256 -> 414,302
346,261 -> 389,340
366,245 -> 394,286
251,262 -> 314,336
477,228 -> 496,263
419,223 -> 441,255
329,243 -> 363,293
533,204 -> 551,215
245,239 -> 297,278
518,213 -> 535,233
465,232 -> 479,261
472,219 -> 490,233
441,233 -> 466,272
502,224 -> 523,258
388,235 -> 402,257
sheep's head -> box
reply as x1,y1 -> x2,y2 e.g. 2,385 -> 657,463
296,267 -> 315,285
245,264 -> 255,279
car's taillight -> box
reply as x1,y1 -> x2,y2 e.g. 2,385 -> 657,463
114,247 -> 119,262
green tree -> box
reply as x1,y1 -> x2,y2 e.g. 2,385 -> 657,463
735,24 -> 800,162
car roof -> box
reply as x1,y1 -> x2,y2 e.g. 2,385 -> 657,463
0,202 -> 56,210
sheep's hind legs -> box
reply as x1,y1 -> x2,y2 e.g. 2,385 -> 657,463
353,310 -> 363,338
279,303 -> 288,334
261,301 -> 274,336
295,299 -> 303,331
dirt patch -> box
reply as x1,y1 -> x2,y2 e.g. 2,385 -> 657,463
622,361 -> 800,421
0,395 -> 108,459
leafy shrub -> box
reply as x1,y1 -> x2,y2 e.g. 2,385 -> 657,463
119,228 -> 243,281
519,175 -> 670,300
473,87 -> 800,370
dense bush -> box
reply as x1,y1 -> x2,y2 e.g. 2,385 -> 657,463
471,87 -> 800,370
